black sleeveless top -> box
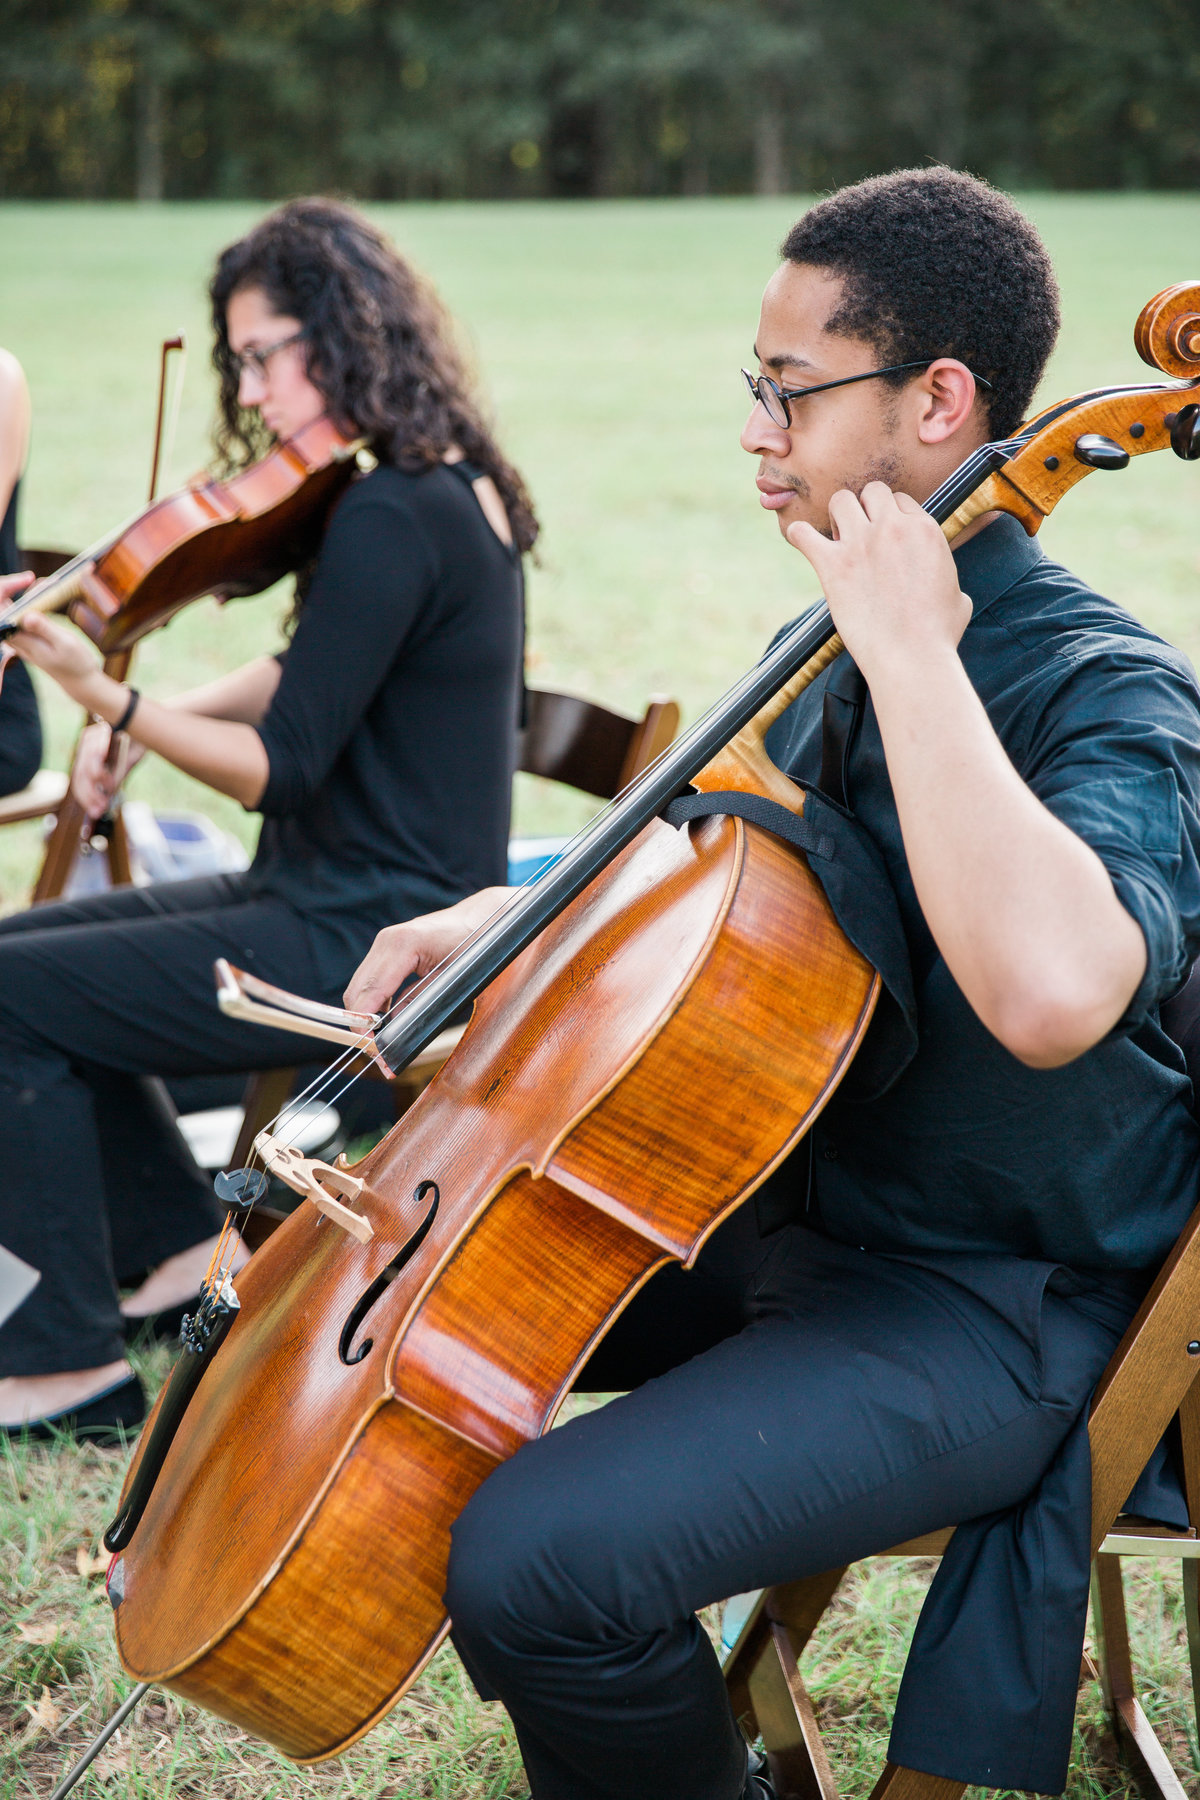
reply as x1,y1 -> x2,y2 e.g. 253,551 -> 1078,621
0,476 -> 44,797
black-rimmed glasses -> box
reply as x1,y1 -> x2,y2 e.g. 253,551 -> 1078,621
230,329 -> 306,382
742,359 -> 994,428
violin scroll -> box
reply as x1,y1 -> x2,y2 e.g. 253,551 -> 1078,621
1135,282 -> 1200,379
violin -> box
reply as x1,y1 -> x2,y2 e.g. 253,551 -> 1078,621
0,414 -> 365,657
70,285 -> 1200,1774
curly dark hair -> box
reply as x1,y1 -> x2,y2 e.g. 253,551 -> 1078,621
780,168 -> 1060,439
209,197 -> 539,554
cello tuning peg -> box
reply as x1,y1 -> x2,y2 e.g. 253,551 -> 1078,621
1073,434 -> 1131,470
1169,403 -> 1200,461
214,1167 -> 269,1212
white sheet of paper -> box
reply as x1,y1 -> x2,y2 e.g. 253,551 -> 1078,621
0,1244 -> 39,1329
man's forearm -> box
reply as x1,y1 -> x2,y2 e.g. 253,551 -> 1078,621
869,644 -> 1147,1067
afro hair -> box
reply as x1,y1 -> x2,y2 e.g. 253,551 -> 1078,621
780,167 -> 1060,438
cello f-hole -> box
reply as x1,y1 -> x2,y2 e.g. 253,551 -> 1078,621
338,1181 -> 440,1366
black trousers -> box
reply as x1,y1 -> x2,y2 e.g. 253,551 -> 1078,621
0,874 -> 358,1376
446,1216 -> 1135,1800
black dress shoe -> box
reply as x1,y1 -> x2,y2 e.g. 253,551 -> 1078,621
2,1372 -> 146,1446
743,1747 -> 778,1799
121,1296 -> 197,1345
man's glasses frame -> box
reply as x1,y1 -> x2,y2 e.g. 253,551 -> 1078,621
230,329 -> 307,382
742,359 -> 994,429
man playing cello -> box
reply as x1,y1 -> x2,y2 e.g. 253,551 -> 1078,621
354,167 -> 1200,1795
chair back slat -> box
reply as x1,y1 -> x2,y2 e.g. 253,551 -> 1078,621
18,545 -> 74,580
519,689 -> 679,800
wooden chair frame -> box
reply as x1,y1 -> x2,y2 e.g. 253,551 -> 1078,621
723,1201 -> 1200,1799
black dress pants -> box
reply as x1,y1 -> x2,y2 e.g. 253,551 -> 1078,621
446,1217 -> 1135,1800
0,874 -> 356,1376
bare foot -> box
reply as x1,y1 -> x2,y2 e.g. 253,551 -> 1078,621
120,1230 -> 249,1322
0,1360 -> 133,1427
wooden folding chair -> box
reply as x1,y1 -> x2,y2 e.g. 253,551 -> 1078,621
234,687 -> 681,1226
723,1199 -> 1200,1799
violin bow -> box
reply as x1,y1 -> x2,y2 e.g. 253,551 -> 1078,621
92,337 -> 189,836
23,335 -> 189,900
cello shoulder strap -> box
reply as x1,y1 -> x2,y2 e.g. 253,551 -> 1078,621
662,789 -> 835,861
819,655 -> 867,811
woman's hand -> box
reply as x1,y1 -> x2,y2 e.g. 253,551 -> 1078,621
0,570 -> 34,609
345,887 -> 515,1016
3,607 -> 106,703
71,721 -> 145,820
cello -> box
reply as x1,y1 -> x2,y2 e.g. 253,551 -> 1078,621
54,283 -> 1200,1782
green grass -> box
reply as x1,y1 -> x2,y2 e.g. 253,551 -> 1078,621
2,194 -> 1200,1794
4,1380 -> 1199,1797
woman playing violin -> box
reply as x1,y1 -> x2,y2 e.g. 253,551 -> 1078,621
0,197 -> 536,1439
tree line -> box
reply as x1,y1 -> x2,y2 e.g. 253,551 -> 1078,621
2,0 -> 1196,202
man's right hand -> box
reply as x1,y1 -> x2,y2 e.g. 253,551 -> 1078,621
345,887 -> 515,1017
71,721 -> 144,820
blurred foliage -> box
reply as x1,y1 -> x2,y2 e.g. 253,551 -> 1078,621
1,0 -> 1198,202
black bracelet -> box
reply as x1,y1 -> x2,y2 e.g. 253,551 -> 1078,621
112,686 -> 140,734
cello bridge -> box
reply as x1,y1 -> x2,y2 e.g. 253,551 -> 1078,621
253,1129 -> 374,1243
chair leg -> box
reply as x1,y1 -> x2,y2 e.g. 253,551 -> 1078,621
32,788 -> 89,901
725,1571 -> 847,1800
1091,1554 -> 1189,1800
98,807 -> 133,886
746,1621 -> 839,1800
1182,1561 -> 1200,1760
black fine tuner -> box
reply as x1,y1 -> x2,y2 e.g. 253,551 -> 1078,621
1072,433 -> 1130,470
213,1167 -> 269,1212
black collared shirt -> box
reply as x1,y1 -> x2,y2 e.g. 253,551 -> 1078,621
766,513 -> 1200,1274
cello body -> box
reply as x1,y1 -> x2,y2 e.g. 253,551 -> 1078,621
110,751 -> 877,1760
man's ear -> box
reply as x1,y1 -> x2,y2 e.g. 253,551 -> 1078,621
913,359 -> 985,446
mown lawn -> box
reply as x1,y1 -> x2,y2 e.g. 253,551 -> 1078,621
2,193 -> 1200,1797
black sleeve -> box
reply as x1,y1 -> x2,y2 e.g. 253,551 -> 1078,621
0,658 -> 42,797
1020,647 -> 1200,1030
255,481 -> 438,817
